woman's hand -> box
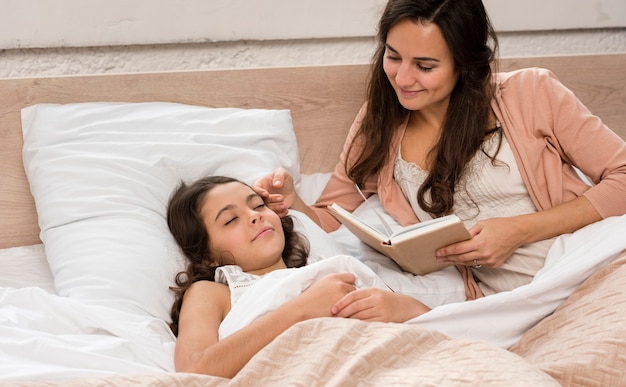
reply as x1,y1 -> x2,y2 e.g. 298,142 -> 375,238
252,168 -> 297,217
331,288 -> 430,323
436,197 -> 602,268
435,217 -> 527,268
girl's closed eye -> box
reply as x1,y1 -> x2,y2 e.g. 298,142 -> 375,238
250,197 -> 266,210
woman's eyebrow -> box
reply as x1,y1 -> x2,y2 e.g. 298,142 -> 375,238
385,43 -> 399,54
384,43 -> 440,62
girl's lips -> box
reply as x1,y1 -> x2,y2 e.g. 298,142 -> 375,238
253,226 -> 273,241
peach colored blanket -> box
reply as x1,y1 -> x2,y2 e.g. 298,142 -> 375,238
9,249 -> 625,387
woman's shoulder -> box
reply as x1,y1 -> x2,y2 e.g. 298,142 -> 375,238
495,67 -> 560,89
494,67 -> 572,107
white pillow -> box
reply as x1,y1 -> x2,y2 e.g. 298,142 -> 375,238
289,210 -> 348,264
21,102 -> 305,321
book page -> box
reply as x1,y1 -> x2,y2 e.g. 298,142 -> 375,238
390,215 -> 461,241
328,203 -> 389,242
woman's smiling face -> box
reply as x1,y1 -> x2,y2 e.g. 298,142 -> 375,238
200,181 -> 286,275
383,18 -> 459,114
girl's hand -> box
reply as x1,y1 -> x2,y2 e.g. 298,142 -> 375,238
291,273 -> 358,319
436,217 -> 527,268
252,168 -> 296,217
331,288 -> 430,323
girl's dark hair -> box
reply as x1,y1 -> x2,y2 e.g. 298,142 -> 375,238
166,175 -> 309,336
349,0 -> 499,216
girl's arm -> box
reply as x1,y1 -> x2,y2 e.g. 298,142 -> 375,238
175,273 -> 357,377
332,287 -> 431,322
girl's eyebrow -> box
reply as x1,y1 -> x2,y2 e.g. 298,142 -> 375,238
215,205 -> 234,222
246,193 -> 259,204
214,193 -> 259,221
384,43 -> 440,63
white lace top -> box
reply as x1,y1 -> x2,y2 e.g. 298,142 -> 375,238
215,265 -> 264,306
394,130 -> 555,295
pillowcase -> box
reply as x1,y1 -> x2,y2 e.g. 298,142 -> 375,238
289,210 -> 348,264
21,102 -> 306,321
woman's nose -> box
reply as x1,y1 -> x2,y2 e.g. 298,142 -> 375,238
396,62 -> 415,87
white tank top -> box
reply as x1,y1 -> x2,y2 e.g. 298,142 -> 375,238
394,130 -> 555,295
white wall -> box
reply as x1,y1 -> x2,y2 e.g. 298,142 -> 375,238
2,0 -> 625,48
0,1 -> 624,78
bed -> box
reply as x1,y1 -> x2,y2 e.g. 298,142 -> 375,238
1,53 -> 625,386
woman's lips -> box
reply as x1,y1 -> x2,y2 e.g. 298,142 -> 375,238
399,88 -> 424,98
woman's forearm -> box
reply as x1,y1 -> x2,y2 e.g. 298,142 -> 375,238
513,196 -> 602,245
290,193 -> 322,227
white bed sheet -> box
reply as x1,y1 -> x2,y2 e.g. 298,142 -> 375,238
0,244 -> 53,293
0,242 -> 176,382
1,172 -> 625,382
0,286 -> 175,381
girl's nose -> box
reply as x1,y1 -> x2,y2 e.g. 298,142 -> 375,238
250,211 -> 262,224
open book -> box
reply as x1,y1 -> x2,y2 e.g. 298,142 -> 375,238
328,202 -> 471,275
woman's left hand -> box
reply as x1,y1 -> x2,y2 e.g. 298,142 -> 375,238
435,217 -> 527,268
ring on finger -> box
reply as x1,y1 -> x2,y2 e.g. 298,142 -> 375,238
473,259 -> 482,269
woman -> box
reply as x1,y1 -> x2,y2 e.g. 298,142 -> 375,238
254,0 -> 626,299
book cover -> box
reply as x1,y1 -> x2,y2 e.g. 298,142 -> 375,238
328,203 -> 471,275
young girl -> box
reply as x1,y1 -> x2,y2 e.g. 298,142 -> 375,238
166,176 -> 428,377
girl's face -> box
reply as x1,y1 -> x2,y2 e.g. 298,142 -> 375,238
200,181 -> 287,275
383,18 -> 459,115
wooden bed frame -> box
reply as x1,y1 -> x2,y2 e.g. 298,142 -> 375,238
1,53 -> 625,249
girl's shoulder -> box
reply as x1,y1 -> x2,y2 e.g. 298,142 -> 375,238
181,280 -> 232,328
185,279 -> 230,301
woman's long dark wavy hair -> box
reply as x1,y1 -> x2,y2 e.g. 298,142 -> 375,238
166,175 -> 309,336
348,0 -> 499,217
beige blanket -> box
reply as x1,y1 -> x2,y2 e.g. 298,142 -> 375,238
7,252 -> 626,387
11,319 -> 556,386
511,249 -> 626,385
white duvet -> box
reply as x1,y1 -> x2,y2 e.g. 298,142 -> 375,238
0,287 -> 176,381
332,200 -> 626,348
219,254 -> 389,339
1,209 -> 625,382
221,213 -> 626,348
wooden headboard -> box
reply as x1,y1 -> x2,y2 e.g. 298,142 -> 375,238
1,53 -> 625,249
